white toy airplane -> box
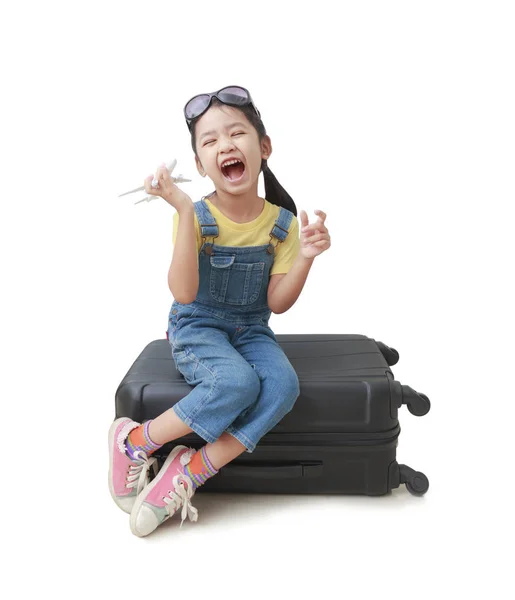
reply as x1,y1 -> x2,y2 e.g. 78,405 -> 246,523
118,159 -> 192,204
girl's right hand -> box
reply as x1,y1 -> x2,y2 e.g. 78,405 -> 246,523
143,162 -> 193,210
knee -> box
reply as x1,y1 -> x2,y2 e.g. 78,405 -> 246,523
285,367 -> 300,399
275,367 -> 300,412
218,363 -> 260,402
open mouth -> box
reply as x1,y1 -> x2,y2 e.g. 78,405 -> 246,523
220,159 -> 246,182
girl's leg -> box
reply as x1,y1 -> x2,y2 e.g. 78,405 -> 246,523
124,408 -> 192,461
182,432 -> 246,489
204,431 -> 247,469
225,325 -> 300,454
148,407 -> 193,444
130,408 -> 247,461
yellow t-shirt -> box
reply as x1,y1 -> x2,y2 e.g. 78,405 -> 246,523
172,197 -> 300,275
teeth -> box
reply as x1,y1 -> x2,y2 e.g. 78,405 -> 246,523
221,159 -> 242,169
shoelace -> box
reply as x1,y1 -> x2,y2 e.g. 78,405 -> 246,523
126,451 -> 159,496
163,472 -> 199,528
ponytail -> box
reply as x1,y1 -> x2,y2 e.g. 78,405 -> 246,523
261,160 -> 297,216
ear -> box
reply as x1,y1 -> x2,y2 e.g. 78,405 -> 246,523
261,135 -> 272,161
195,155 -> 206,177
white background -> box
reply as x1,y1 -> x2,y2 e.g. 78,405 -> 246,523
2,1 -> 514,598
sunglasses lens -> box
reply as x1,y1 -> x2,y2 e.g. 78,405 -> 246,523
218,86 -> 249,106
185,94 -> 211,119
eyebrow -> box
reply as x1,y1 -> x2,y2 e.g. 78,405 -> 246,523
199,122 -> 248,142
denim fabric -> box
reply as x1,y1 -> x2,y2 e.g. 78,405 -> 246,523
167,196 -> 300,453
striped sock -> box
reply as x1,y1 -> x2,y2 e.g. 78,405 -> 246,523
124,420 -> 162,460
184,446 -> 219,490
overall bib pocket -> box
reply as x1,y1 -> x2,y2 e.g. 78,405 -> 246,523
209,255 -> 265,305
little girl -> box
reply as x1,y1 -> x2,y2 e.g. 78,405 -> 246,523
108,85 -> 331,537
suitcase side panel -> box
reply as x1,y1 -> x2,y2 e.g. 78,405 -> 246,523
154,437 -> 399,496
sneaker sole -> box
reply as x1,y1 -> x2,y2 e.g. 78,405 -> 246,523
129,444 -> 188,537
108,417 -> 136,514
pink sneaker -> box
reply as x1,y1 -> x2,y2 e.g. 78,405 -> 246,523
130,445 -> 199,537
108,417 -> 159,513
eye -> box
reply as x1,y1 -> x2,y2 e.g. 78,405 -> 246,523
203,140 -> 215,146
232,132 -> 245,136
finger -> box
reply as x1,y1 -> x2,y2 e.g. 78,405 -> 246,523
307,235 -> 330,247
166,159 -> 177,175
159,165 -> 175,187
145,174 -> 160,195
305,232 -> 325,242
159,162 -> 170,179
305,232 -> 330,244
299,210 -> 309,229
302,223 -> 328,236
314,209 -> 326,223
152,162 -> 167,187
152,164 -> 164,187
313,239 -> 331,248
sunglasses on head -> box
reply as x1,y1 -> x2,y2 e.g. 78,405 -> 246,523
184,85 -> 261,131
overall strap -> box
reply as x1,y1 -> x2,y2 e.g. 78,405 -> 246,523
267,206 -> 293,255
194,198 -> 219,243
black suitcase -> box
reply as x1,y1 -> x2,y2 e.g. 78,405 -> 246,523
115,334 -> 430,496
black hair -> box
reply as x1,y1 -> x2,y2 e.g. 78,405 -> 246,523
188,97 -> 297,216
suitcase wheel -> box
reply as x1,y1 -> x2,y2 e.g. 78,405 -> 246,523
376,341 -> 400,366
401,386 -> 431,416
399,464 -> 430,496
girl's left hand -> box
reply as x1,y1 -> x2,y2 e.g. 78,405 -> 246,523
299,209 -> 331,259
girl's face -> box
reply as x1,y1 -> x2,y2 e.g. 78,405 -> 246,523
194,105 -> 271,195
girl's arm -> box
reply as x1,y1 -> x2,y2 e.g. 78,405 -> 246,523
267,254 -> 314,314
168,203 -> 199,303
270,208 -> 331,313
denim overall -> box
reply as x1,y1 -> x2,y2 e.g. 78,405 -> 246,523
166,195 -> 300,453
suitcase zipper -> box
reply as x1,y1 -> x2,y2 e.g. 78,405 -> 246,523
256,425 -> 401,447
177,426 -> 401,449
